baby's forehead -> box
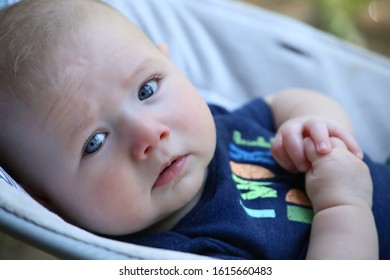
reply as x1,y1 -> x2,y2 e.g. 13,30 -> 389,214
1,1 -> 152,114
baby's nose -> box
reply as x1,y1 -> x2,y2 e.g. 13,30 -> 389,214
128,115 -> 170,160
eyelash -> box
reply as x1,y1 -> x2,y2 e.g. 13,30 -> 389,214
141,74 -> 161,89
82,132 -> 108,157
150,73 -> 161,81
138,74 -> 162,101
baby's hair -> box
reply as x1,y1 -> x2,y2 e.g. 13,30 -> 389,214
0,0 -> 112,179
0,0 -> 108,102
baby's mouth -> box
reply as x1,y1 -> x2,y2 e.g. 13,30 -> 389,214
153,155 -> 187,189
160,160 -> 176,175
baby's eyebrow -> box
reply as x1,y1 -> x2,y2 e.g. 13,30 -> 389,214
122,58 -> 161,89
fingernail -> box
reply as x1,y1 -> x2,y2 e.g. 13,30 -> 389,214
317,142 -> 330,153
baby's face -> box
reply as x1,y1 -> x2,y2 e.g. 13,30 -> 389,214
13,7 -> 216,234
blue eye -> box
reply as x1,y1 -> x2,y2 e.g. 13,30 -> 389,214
138,80 -> 158,101
84,133 -> 107,155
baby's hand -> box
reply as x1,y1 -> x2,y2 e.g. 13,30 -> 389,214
271,116 -> 363,173
304,137 -> 373,212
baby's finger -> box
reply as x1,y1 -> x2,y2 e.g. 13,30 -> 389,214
271,135 -> 299,172
330,128 -> 364,159
329,137 -> 348,149
304,137 -> 348,165
283,132 -> 310,172
304,120 -> 331,155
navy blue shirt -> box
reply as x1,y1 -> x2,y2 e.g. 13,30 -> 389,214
115,99 -> 390,259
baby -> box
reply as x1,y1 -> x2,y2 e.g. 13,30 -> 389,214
0,0 -> 386,259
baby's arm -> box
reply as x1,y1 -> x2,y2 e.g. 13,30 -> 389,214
304,137 -> 378,259
267,89 -> 378,259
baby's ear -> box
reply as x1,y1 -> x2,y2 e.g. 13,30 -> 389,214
156,43 -> 169,57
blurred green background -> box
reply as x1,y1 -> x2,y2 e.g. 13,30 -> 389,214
0,232 -> 55,259
1,0 -> 389,260
246,0 -> 390,57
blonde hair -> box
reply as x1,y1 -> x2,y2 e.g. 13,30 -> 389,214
0,0 -> 105,102
0,0 -> 110,178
